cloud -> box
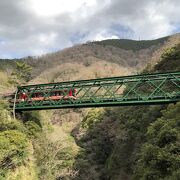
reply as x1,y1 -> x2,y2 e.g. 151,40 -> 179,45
0,0 -> 179,58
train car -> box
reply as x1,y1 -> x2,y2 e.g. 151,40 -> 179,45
16,89 -> 77,102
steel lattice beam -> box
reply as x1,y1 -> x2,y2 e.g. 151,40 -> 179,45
13,71 -> 180,111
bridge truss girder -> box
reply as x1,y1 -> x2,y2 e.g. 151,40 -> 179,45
14,71 -> 180,111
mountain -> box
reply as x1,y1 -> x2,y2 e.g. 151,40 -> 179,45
73,42 -> 180,180
1,33 -> 180,88
0,33 -> 180,179
92,36 -> 169,50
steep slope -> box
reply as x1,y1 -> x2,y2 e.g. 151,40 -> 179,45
27,33 -> 180,81
0,34 -> 180,180
72,42 -> 180,180
26,34 -> 180,180
1,33 -> 180,86
8,33 -> 172,87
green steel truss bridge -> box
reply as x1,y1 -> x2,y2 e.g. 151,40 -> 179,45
13,71 -> 180,111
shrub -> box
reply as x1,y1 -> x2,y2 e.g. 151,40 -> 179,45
25,121 -> 42,137
81,108 -> 105,129
154,44 -> 180,72
0,100 -> 25,132
0,130 -> 29,178
134,103 -> 180,180
22,111 -> 42,127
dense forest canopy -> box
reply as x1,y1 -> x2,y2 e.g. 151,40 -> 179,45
72,43 -> 180,180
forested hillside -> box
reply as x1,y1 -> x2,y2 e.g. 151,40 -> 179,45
72,43 -> 180,180
1,33 -> 179,86
92,36 -> 169,51
0,35 -> 179,179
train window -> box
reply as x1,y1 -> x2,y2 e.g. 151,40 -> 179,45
72,89 -> 76,96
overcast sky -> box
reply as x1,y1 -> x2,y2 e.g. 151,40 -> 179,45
0,0 -> 180,58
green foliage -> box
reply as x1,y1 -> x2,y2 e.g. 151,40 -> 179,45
104,106 -> 165,178
25,121 -> 42,137
0,100 -> 40,179
34,137 -> 76,179
74,109 -> 115,179
104,44 -> 180,179
0,100 -> 25,132
75,102 -> 179,180
134,103 -> 180,180
81,108 -> 105,129
22,111 -> 42,127
93,36 -> 168,51
0,99 -> 9,110
0,111 -> 24,132
0,130 -> 29,178
9,61 -> 32,85
0,36 -> 179,180
154,44 -> 180,72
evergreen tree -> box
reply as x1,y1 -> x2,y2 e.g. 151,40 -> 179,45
134,103 -> 180,180
9,61 -> 32,85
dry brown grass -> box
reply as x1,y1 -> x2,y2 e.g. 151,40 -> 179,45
27,34 -> 180,82
147,33 -> 180,70
28,39 -> 163,78
29,60 -> 134,85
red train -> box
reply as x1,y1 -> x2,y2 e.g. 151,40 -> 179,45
17,89 -> 77,102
